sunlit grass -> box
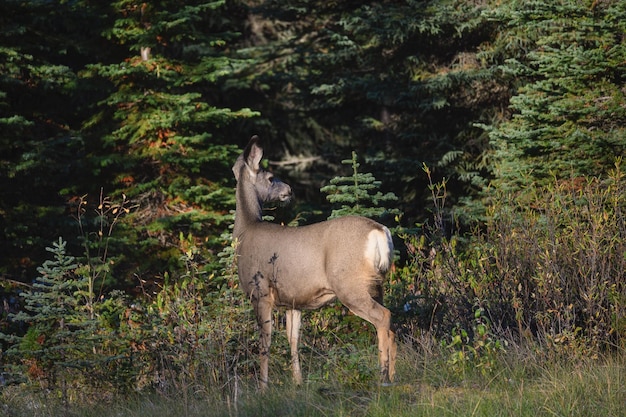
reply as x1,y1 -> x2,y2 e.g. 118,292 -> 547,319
3,343 -> 624,417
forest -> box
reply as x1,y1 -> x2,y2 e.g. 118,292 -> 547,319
1,0 -> 625,415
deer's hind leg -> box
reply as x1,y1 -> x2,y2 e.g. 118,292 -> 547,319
337,284 -> 396,385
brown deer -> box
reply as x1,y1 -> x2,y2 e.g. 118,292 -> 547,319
232,136 -> 396,389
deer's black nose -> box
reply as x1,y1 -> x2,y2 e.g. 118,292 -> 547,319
280,185 -> 293,202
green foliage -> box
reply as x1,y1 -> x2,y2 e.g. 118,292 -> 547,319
444,308 -> 506,378
0,0 -> 106,279
79,0 -> 259,280
241,0 -> 503,219
394,169 -> 485,336
321,151 -> 399,220
3,345 -> 626,417
108,231 -> 258,398
487,0 -> 626,192
0,229 -> 256,401
3,238 -> 84,385
2,0 -> 626,407
0,238 -> 130,402
482,159 -> 626,356
396,159 -> 626,359
5,0 -> 622,286
2,148 -> 625,412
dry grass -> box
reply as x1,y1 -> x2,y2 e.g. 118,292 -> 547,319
2,342 -> 624,417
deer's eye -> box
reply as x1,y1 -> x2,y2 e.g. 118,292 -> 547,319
267,175 -> 274,183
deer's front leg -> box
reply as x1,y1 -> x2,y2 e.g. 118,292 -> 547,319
254,298 -> 273,390
249,271 -> 275,390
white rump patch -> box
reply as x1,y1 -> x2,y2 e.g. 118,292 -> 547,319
365,227 -> 393,273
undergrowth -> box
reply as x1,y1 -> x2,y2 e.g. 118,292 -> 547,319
2,344 -> 624,417
2,161 -> 625,413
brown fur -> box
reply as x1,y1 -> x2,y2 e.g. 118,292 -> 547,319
232,136 -> 397,389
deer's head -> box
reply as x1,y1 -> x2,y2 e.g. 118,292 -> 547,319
232,136 -> 292,205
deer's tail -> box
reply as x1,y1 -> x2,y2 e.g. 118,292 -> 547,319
366,226 -> 394,274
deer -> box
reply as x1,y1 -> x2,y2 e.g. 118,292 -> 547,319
232,136 -> 397,390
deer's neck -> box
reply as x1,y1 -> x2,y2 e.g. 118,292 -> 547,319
234,181 -> 263,239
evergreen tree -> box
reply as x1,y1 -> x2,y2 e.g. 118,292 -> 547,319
487,0 -> 626,193
2,239 -> 95,390
239,0 -> 503,222
321,151 -> 399,220
82,0 -> 258,283
0,0 -> 108,279
1,237 -> 132,397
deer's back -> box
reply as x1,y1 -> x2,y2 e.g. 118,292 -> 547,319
235,216 -> 391,309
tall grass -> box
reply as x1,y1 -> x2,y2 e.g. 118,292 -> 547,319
2,342 -> 624,417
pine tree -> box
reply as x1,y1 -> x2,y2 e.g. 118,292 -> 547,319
239,0 -> 503,222
1,237 -> 134,398
1,239 -> 95,391
0,0 -> 107,280
487,0 -> 626,192
321,151 -> 399,220
82,0 -> 259,280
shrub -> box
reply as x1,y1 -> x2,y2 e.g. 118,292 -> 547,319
394,160 -> 626,358
483,159 -> 626,355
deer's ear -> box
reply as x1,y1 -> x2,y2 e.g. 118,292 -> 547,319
243,135 -> 263,172
232,156 -> 243,181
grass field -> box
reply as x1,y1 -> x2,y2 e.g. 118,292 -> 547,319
2,342 -> 624,417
